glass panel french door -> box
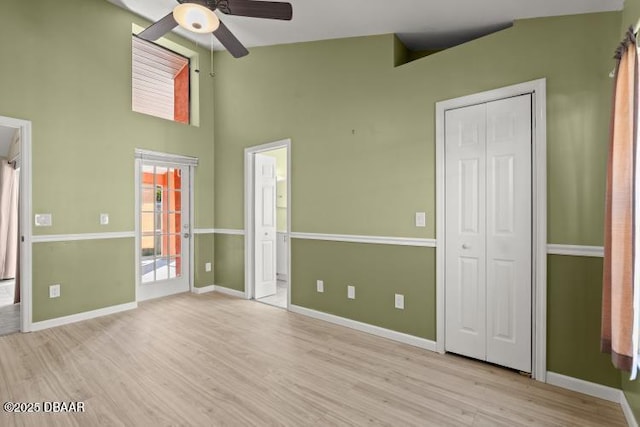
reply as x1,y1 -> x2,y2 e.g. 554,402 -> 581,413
138,162 -> 190,301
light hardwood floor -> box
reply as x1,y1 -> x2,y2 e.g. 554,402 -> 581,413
0,292 -> 627,426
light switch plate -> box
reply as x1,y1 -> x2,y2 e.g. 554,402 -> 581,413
347,285 -> 355,299
100,213 -> 109,225
35,213 -> 52,227
316,280 -> 324,293
415,212 -> 426,228
205,262 -> 212,272
395,293 -> 405,310
49,284 -> 60,299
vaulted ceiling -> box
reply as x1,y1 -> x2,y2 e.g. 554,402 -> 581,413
109,0 -> 623,51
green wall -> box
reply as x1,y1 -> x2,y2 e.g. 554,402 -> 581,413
213,11 -> 622,388
195,234 -> 215,288
213,234 -> 244,291
292,240 -> 435,339
33,239 -> 134,321
0,0 -> 215,320
547,255 -> 619,387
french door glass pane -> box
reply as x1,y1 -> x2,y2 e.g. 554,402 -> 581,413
164,190 -> 182,211
141,213 -> 154,234
168,257 -> 181,278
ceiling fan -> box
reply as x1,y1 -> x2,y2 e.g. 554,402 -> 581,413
138,0 -> 293,58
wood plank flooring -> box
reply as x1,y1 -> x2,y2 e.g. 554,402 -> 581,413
0,292 -> 627,426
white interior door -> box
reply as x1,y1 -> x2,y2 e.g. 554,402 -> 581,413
445,103 -> 488,362
485,95 -> 531,372
138,163 -> 190,301
445,94 -> 532,373
254,154 -> 277,299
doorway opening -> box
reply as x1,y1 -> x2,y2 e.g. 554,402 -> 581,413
0,116 -> 32,335
135,149 -> 197,302
435,79 -> 547,381
244,139 -> 291,309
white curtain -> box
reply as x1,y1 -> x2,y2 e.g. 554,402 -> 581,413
0,159 -> 19,280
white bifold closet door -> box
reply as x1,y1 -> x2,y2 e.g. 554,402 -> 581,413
444,94 -> 532,373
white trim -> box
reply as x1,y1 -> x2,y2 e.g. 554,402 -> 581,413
287,145 -> 292,309
546,372 -> 622,403
193,228 -> 215,234
435,79 -> 548,381
622,391 -> 639,427
245,139 -> 292,305
134,148 -> 198,166
134,159 -> 141,303
213,228 -> 246,235
213,285 -> 247,298
290,305 -> 437,351
290,232 -> 436,247
0,116 -> 33,333
533,80 -> 548,382
32,231 -> 135,243
192,284 -> 215,294
547,244 -> 604,257
189,166 -> 195,294
30,302 -> 137,332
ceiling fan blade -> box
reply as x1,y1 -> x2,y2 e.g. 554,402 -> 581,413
213,21 -> 249,58
138,12 -> 178,41
218,0 -> 292,20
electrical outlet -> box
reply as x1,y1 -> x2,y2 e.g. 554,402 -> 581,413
415,212 -> 426,228
49,284 -> 60,299
205,262 -> 212,272
395,293 -> 405,310
100,213 -> 109,225
347,285 -> 355,300
316,280 -> 324,293
35,213 -> 52,227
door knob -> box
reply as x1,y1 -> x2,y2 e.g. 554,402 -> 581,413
183,233 -> 190,239
462,243 -> 470,249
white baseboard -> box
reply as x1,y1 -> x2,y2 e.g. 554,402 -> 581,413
289,304 -> 437,352
192,285 -> 216,294
546,372 -> 622,403
213,285 -> 246,299
30,302 -> 137,332
621,391 -> 639,427
543,372 -> 640,426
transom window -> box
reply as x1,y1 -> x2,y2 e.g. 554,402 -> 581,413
132,36 -> 190,124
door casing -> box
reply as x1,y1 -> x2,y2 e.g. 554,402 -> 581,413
0,116 -> 32,333
244,139 -> 292,307
435,79 -> 547,381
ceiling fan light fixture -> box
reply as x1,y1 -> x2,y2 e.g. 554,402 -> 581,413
173,3 -> 220,34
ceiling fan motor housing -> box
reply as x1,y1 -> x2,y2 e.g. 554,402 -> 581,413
140,0 -> 292,58
177,0 -> 218,10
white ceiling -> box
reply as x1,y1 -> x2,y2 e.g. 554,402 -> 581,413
0,126 -> 17,158
10,0 -> 622,166
109,0 -> 623,51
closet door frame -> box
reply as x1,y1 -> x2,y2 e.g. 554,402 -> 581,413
435,79 -> 547,381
